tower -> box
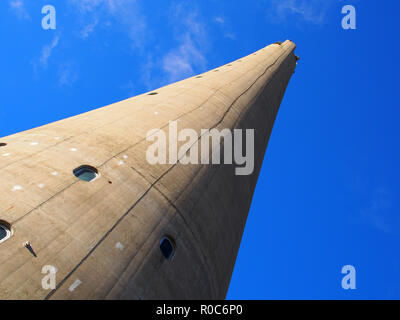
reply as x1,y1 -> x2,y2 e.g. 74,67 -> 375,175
0,40 -> 297,299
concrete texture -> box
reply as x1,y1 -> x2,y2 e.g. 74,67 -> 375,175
0,40 -> 297,299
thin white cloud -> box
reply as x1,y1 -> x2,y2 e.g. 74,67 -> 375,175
270,0 -> 335,25
213,15 -> 236,40
140,55 -> 155,91
69,0 -> 147,47
39,36 -> 59,67
9,0 -> 30,20
58,62 -> 79,87
160,4 -> 208,83
224,32 -> 236,40
69,1 -> 211,90
214,16 -> 225,25
138,3 -> 209,89
162,35 -> 207,83
81,19 -> 99,39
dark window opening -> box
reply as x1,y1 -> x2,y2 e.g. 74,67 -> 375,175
73,165 -> 99,182
0,143 -> 7,147
0,220 -> 11,244
148,92 -> 158,96
160,236 -> 175,261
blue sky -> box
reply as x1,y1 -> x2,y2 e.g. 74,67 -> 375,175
1,0 -> 399,299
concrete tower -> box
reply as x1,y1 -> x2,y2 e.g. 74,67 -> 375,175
0,40 -> 297,299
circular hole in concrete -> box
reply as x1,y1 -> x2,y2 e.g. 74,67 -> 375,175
0,220 -> 12,244
73,165 -> 99,182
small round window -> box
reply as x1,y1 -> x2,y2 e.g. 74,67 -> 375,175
0,221 -> 12,244
160,236 -> 175,261
73,165 -> 99,182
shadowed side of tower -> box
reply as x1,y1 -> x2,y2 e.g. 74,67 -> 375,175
0,40 -> 297,299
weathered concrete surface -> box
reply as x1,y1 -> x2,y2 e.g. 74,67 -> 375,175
0,40 -> 297,299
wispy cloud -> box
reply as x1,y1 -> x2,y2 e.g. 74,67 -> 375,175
81,19 -> 99,39
162,34 -> 207,83
269,0 -> 335,25
224,32 -> 236,40
9,0 -> 30,20
138,3 -> 210,89
160,3 -> 208,83
214,15 -> 236,40
58,61 -> 79,87
39,36 -> 60,67
69,0 -> 147,47
69,1 -> 211,91
214,16 -> 225,25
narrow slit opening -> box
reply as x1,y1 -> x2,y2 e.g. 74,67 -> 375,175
160,236 -> 175,261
